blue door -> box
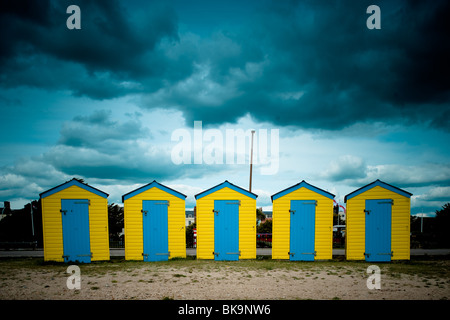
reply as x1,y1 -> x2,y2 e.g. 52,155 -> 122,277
289,200 -> 316,261
214,200 -> 239,261
365,199 -> 392,262
142,200 -> 169,261
61,199 -> 91,263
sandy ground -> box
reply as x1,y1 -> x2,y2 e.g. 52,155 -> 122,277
1,259 -> 449,300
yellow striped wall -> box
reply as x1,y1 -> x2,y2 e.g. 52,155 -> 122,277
272,187 -> 333,260
41,185 -> 109,262
346,185 -> 410,260
196,187 -> 256,259
123,187 -> 186,260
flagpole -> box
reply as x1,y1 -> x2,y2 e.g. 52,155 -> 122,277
420,208 -> 423,233
249,130 -> 255,192
30,201 -> 35,238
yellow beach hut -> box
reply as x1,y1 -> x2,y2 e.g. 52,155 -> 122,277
122,181 -> 186,261
40,178 -> 110,263
344,179 -> 412,262
195,181 -> 257,260
271,180 -> 335,261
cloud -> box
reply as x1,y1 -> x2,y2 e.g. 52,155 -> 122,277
363,163 -> 450,188
2,0 -> 448,131
320,154 -> 450,189
141,0 -> 450,131
418,187 -> 450,202
0,106 -> 247,205
58,109 -> 149,152
0,173 -> 43,199
43,138 -> 180,182
253,188 -> 272,207
0,0 -> 182,99
321,155 -> 367,182
1,0 -> 178,75
0,157 -> 68,200
45,109 -> 237,182
411,186 -> 450,216
167,183 -> 204,208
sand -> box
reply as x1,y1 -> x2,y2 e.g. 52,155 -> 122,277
1,259 -> 449,300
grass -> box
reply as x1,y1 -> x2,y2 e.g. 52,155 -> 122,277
3,256 -> 447,300
0,256 -> 449,281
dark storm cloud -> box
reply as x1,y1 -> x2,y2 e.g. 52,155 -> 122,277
148,0 -> 450,131
321,157 -> 450,189
58,109 -> 149,151
0,0 -> 182,98
41,142 -> 231,183
40,109 -> 231,183
1,0 -> 449,130
1,0 -> 178,72
320,155 -> 368,182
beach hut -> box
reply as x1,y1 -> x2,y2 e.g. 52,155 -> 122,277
195,181 -> 257,261
344,179 -> 412,262
40,178 -> 109,263
271,180 -> 335,261
122,181 -> 186,261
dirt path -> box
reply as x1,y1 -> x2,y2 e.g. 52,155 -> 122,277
1,259 -> 449,300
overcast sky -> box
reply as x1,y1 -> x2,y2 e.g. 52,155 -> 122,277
1,0 -> 449,217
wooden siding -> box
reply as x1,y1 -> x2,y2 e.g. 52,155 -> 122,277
124,187 -> 186,260
41,185 -> 109,262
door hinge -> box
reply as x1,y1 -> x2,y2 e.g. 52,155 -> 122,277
377,251 -> 394,256
364,209 -> 371,215
60,209 -> 67,215
301,251 -> 317,256
289,210 -> 296,214
213,209 -> 219,215
156,252 -> 171,257
141,209 -> 148,216
226,251 -> 241,256
213,251 -> 219,256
